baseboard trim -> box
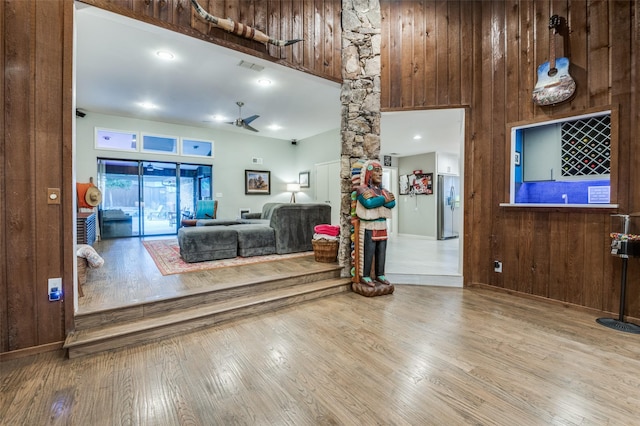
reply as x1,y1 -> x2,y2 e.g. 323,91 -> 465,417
0,341 -> 64,362
386,273 -> 463,287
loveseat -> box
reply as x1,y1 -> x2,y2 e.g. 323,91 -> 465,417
177,203 -> 331,263
100,209 -> 133,238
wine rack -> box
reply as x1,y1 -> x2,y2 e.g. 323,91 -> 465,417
561,115 -> 611,177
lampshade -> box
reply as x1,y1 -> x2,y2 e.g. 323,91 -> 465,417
287,183 -> 301,192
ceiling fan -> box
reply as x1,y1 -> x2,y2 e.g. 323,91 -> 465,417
228,101 -> 260,132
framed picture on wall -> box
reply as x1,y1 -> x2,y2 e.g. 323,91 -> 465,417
413,172 -> 433,195
245,170 -> 271,195
299,171 -> 310,188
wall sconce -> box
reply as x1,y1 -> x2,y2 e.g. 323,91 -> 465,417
286,183 -> 301,203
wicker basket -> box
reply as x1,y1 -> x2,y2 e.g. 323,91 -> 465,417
312,239 -> 338,263
77,256 -> 88,286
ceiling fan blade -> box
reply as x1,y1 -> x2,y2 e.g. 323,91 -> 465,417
242,123 -> 259,132
243,114 -> 259,125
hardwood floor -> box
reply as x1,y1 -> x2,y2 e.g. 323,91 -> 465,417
78,237 -> 334,314
78,235 -> 460,314
4,285 -> 640,425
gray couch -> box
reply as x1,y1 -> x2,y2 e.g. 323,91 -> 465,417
177,203 -> 331,262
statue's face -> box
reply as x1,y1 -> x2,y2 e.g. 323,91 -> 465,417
370,166 -> 382,185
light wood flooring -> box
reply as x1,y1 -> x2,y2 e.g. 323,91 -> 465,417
78,235 -> 461,314
4,285 -> 640,425
78,237 -> 333,314
386,235 -> 462,286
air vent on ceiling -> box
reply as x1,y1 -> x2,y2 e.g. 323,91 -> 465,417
238,60 -> 265,72
252,157 -> 263,165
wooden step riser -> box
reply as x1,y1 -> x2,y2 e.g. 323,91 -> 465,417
75,269 -> 341,330
67,284 -> 350,359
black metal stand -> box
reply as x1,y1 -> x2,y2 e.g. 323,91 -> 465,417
597,256 -> 640,334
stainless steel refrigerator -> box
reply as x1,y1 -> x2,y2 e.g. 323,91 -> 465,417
437,175 -> 460,240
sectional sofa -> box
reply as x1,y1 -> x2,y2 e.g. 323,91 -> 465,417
177,202 -> 331,263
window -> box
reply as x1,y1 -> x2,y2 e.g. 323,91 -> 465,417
181,138 -> 214,158
95,128 -> 138,152
97,158 -> 213,237
141,133 -> 178,155
505,108 -> 617,207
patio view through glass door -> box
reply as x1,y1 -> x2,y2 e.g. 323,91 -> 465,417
97,159 -> 212,238
142,161 -> 178,236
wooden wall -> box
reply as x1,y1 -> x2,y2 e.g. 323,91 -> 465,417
2,0 -> 638,356
1,0 -> 75,355
380,0 -> 640,319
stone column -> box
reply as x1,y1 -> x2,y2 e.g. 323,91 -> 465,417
339,0 -> 382,277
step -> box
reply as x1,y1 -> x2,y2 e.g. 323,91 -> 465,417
65,277 -> 351,358
74,267 -> 342,331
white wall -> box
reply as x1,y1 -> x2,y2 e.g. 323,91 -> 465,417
76,112 -> 341,218
397,153 -> 437,237
76,112 -> 340,218
292,128 -> 341,204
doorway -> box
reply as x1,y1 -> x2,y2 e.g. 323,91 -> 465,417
380,108 -> 465,286
96,158 -> 213,238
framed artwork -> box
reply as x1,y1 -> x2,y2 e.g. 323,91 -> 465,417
412,172 -> 433,195
245,170 -> 271,194
299,171 -> 310,188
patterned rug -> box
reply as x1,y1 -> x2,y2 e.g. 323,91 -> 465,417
143,239 -> 314,276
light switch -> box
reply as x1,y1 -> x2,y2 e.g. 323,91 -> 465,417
48,278 -> 62,301
48,188 -> 61,204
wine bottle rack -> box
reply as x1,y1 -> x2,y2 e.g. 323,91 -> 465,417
561,114 -> 610,177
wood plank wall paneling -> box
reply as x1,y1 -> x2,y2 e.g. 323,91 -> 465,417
625,0 -> 640,317
2,0 -> 72,352
0,0 -> 7,353
62,0 -> 76,334
5,0 -> 38,351
380,1 -> 640,317
35,0 -> 65,343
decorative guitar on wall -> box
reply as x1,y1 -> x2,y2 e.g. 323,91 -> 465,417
532,15 -> 576,106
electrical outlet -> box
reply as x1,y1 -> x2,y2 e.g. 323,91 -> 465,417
48,278 -> 62,301
494,261 -> 502,273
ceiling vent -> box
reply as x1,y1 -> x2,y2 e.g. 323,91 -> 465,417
238,60 -> 264,72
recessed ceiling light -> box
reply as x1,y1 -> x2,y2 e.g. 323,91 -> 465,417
156,50 -> 174,60
257,78 -> 272,86
413,135 -> 422,140
139,102 -> 157,109
267,124 -> 282,131
212,115 -> 226,121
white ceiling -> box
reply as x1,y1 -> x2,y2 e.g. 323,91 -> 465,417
75,3 -> 463,157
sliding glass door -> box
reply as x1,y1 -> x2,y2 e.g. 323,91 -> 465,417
178,164 -> 212,219
97,159 -> 140,238
141,161 -> 178,236
97,159 -> 212,238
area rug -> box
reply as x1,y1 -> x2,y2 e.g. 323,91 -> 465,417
143,239 -> 313,276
